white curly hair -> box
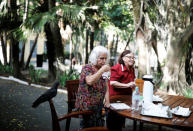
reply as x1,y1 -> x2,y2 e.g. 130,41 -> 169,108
89,46 -> 110,65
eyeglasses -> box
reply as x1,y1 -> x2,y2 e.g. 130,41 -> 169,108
98,57 -> 107,60
124,56 -> 135,60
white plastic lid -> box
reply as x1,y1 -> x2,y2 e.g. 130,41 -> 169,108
143,75 -> 153,79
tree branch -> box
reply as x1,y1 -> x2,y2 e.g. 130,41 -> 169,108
179,20 -> 193,45
135,1 -> 144,34
124,30 -> 134,50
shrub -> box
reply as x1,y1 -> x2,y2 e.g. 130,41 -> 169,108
29,65 -> 47,83
59,69 -> 80,87
0,64 -> 13,74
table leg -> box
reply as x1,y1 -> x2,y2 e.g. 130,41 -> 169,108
139,122 -> 143,131
158,125 -> 162,131
133,120 -> 137,131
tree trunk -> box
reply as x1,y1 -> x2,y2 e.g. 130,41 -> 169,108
161,20 -> 193,95
113,34 -> 119,64
9,40 -> 12,66
100,30 -> 106,46
131,0 -> 147,78
136,30 -> 147,78
45,23 -> 56,81
69,35 -> 73,70
108,34 -> 115,66
85,29 -> 89,64
25,34 -> 39,69
8,0 -> 21,78
152,0 -> 193,95
23,0 -> 29,22
0,32 -> 7,65
161,42 -> 187,95
10,34 -> 20,78
20,42 -> 26,68
43,0 -> 64,81
185,37 -> 193,85
124,31 -> 134,50
90,28 -> 94,51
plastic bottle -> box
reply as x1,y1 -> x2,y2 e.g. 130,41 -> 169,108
132,86 -> 140,111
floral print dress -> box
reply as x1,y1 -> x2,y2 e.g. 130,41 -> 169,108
75,64 -> 107,111
75,64 -> 107,128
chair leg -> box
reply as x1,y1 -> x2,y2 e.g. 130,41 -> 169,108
49,100 -> 61,131
158,125 -> 162,131
139,122 -> 143,131
65,118 -> 71,131
133,120 -> 137,131
65,107 -> 72,131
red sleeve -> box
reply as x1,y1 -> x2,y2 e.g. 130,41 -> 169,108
110,64 -> 121,81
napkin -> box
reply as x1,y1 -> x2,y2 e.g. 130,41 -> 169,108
142,101 -> 170,117
171,106 -> 191,117
110,103 -> 131,110
102,72 -> 110,79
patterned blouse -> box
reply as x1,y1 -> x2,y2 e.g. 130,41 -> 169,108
75,64 -> 107,111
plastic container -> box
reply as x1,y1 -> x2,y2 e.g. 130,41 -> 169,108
132,86 -> 140,111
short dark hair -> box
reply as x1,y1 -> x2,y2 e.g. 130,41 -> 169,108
118,50 -> 132,65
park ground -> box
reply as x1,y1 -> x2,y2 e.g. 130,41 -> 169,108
0,76 -> 182,131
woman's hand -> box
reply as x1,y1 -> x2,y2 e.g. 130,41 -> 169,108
104,99 -> 110,108
100,64 -> 110,73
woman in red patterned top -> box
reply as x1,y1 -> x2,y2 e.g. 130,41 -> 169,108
75,46 -> 110,129
107,50 -> 136,131
109,50 -> 136,96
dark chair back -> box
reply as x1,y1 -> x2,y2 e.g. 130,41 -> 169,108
66,80 -> 79,110
65,80 -> 79,131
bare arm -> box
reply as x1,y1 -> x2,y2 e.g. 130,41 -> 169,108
110,81 -> 136,88
86,65 -> 110,86
104,81 -> 110,107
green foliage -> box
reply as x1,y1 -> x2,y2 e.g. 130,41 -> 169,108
0,64 -> 13,74
145,4 -> 158,23
102,0 -> 134,30
13,3 -> 98,40
29,65 -> 47,83
183,88 -> 193,98
0,0 -> 23,31
153,72 -> 163,83
99,0 -> 134,42
24,4 -> 97,31
59,69 -> 80,87
64,51 -> 70,59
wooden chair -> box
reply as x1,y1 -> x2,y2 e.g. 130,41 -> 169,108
65,80 -> 80,131
48,79 -> 109,131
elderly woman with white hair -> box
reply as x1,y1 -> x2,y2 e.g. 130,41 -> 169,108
75,45 -> 110,128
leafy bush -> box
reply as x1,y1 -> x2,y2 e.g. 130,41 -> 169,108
0,64 -> 13,74
29,65 -> 47,83
59,69 -> 80,87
